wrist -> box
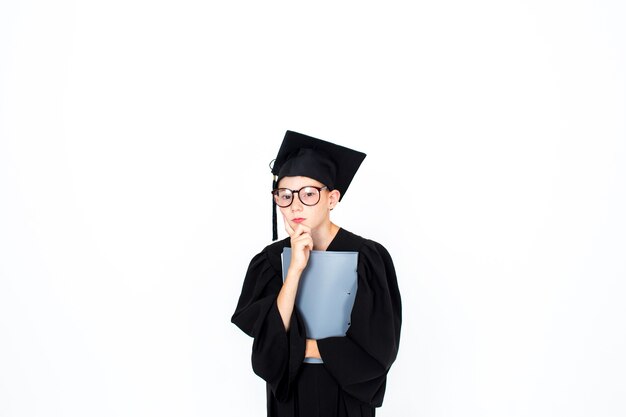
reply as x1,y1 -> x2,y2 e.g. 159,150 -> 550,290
287,265 -> 305,275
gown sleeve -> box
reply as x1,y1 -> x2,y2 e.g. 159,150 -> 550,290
316,240 -> 402,407
231,246 -> 306,402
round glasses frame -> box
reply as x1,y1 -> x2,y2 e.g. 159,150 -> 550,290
271,185 -> 329,208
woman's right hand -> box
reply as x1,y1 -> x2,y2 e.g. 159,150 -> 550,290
277,217 -> 313,331
284,217 -> 313,273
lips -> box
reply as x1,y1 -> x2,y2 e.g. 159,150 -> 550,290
292,218 -> 305,223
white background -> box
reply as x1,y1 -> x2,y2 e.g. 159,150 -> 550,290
1,1 -> 625,416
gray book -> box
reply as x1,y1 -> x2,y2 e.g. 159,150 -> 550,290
281,248 -> 359,363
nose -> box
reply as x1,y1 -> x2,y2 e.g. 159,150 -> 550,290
290,193 -> 304,211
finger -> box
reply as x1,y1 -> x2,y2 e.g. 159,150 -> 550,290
293,234 -> 314,251
288,225 -> 309,241
292,223 -> 311,237
293,233 -> 312,244
283,215 -> 295,237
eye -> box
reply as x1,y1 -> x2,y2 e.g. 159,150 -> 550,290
274,189 -> 291,199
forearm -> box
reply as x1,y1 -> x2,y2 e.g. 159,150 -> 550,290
276,267 -> 302,330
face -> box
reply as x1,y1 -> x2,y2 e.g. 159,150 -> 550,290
276,176 -> 340,231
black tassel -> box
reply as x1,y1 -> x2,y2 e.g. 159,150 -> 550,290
272,176 -> 278,241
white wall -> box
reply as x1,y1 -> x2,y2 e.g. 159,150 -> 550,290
1,1 -> 625,416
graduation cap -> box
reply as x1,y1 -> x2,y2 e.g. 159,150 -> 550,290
270,130 -> 366,240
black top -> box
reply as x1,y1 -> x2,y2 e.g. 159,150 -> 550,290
232,228 -> 402,417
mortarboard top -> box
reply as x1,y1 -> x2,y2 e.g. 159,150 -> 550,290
271,130 -> 366,200
270,130 -> 366,240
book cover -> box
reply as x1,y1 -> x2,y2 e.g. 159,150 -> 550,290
281,248 -> 359,345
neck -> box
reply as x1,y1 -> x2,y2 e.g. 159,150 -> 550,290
311,222 -> 340,251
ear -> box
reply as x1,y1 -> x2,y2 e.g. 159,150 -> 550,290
328,189 -> 341,209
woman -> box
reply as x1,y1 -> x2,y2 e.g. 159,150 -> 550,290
232,130 -> 402,417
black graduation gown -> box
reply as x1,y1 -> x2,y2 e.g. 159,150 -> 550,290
231,228 -> 402,417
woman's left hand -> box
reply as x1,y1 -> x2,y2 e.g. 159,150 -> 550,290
305,339 -> 321,359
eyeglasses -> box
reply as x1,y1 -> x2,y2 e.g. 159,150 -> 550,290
272,186 -> 329,208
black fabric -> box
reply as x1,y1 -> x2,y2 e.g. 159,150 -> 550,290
271,131 -> 366,202
272,176 -> 279,241
277,148 -> 337,192
231,228 -> 401,417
